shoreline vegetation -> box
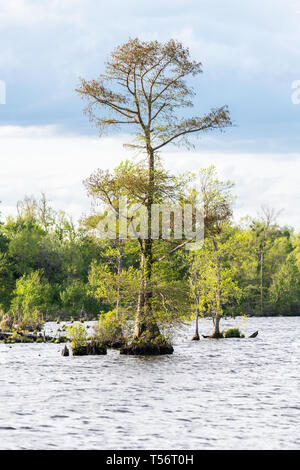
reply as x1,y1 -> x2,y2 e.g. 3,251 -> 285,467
0,319 -> 259,351
1,39 -> 300,355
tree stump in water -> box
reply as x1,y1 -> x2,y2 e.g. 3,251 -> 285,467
61,345 -> 69,356
249,331 -> 259,338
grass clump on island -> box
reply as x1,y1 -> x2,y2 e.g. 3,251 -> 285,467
66,322 -> 107,356
223,328 -> 245,338
94,310 -> 126,349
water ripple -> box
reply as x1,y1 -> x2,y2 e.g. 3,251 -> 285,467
0,316 -> 299,449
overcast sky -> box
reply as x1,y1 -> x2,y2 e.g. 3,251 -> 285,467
0,0 -> 300,227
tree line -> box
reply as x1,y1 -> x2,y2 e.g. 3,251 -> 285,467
0,191 -> 299,325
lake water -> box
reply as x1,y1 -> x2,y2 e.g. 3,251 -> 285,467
0,316 -> 299,450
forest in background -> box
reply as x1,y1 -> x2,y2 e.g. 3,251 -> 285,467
1,191 -> 300,326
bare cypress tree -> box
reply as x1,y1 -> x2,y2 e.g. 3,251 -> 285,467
77,38 -> 232,354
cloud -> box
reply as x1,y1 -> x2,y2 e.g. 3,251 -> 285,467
0,125 -> 299,229
0,1 -> 299,228
1,0 -> 300,143
0,0 -> 86,27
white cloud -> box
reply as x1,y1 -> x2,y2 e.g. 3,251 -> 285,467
0,125 -> 128,219
0,126 -> 299,229
0,0 -> 86,27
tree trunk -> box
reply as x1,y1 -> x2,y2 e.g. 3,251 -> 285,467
123,144 -> 173,354
133,146 -> 160,341
260,249 -> 264,315
133,244 -> 160,340
191,306 -> 200,341
116,243 -> 123,321
210,315 -> 223,338
133,253 -> 146,338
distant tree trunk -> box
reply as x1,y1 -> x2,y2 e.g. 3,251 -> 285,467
191,304 -> 200,341
211,238 -> 223,338
260,249 -> 264,315
246,296 -> 252,315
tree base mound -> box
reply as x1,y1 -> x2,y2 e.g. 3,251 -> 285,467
96,323 -> 126,349
120,340 -> 174,356
106,339 -> 126,349
210,332 -> 224,339
101,332 -> 127,349
72,341 -> 107,356
202,333 -> 224,339
120,329 -> 174,356
191,333 -> 200,341
203,328 -> 249,339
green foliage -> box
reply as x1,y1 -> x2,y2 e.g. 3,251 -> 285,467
0,313 -> 13,331
66,322 -> 88,351
0,252 -> 14,310
190,230 -> 243,318
95,310 -> 125,346
66,322 -> 107,355
10,270 -> 52,330
1,185 -> 300,335
88,261 -> 139,314
7,220 -> 45,276
224,328 -> 244,338
59,280 -> 89,315
269,253 -> 300,314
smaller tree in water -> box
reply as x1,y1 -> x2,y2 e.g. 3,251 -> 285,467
189,168 -> 243,338
190,229 -> 244,338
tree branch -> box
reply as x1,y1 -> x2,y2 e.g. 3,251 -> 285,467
153,236 -> 196,263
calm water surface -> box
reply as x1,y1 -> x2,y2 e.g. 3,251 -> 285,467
0,317 -> 299,449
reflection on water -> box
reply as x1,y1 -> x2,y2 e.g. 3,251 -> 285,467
0,317 -> 299,449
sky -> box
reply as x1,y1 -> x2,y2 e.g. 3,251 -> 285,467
0,0 -> 300,227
